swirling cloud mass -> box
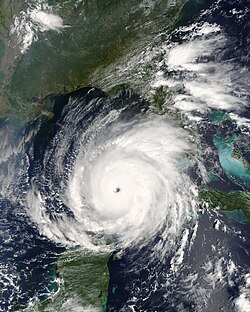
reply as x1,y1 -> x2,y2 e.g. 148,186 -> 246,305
27,89 -> 197,255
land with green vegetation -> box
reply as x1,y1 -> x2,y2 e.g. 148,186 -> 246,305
199,189 -> 250,222
22,249 -> 111,312
0,0 -> 190,119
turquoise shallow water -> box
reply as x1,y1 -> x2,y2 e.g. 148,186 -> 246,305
208,110 -> 228,123
213,135 -> 250,185
223,209 -> 249,224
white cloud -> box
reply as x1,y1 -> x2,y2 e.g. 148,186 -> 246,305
30,11 -> 65,32
10,0 -> 67,54
235,274 -> 250,312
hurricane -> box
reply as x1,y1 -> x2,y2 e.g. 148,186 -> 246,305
27,88 -> 197,255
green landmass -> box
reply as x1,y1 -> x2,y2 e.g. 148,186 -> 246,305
231,148 -> 249,169
199,189 -> 250,221
0,0 -> 220,119
0,0 -> 189,119
22,249 -> 111,312
152,86 -> 173,114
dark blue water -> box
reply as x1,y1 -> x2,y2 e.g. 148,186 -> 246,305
107,211 -> 250,311
0,198 -> 65,311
